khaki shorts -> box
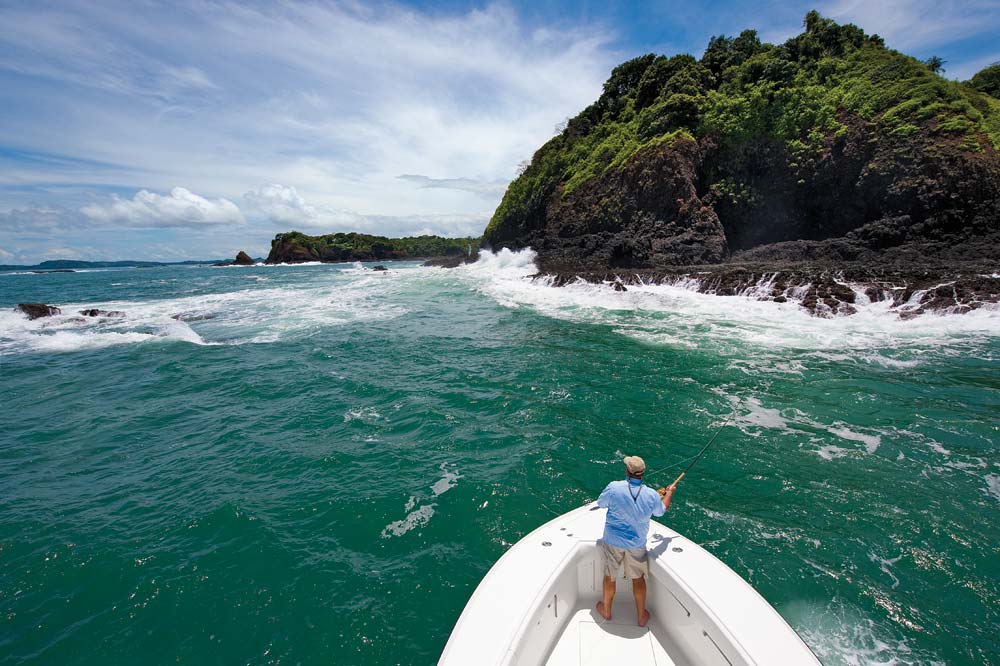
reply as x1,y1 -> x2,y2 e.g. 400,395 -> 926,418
601,541 -> 649,579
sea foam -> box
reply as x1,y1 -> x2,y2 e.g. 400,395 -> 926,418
1,267 -> 407,354
457,249 -> 1000,363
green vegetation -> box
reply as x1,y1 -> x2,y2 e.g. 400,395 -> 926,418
969,63 -> 1000,98
270,231 -> 480,261
487,11 -> 1000,237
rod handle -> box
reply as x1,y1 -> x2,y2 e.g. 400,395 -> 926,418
671,471 -> 686,487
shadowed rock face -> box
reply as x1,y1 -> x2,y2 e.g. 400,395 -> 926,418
234,251 -> 255,266
486,125 -> 1000,272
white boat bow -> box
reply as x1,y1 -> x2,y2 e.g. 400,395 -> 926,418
439,502 -> 820,666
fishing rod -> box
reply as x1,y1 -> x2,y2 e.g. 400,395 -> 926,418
650,398 -> 742,491
529,397 -> 744,514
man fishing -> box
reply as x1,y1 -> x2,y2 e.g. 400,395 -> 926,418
595,455 -> 675,627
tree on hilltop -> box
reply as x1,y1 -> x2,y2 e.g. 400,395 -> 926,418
924,56 -> 945,73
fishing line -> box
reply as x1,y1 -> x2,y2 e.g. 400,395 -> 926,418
648,397 -> 743,487
524,397 -> 745,516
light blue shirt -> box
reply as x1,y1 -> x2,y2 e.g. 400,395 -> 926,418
597,478 -> 665,550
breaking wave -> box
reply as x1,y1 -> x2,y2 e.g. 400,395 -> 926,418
0,268 -> 406,354
457,249 -> 1000,361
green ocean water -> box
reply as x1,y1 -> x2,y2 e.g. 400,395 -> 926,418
1,253 -> 998,665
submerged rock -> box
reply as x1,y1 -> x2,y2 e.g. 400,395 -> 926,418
16,303 -> 61,319
171,312 -> 217,322
79,309 -> 125,317
372,265 -> 388,271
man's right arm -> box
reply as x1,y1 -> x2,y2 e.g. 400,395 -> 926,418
658,483 -> 677,512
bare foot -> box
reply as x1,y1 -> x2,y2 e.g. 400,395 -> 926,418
595,601 -> 612,621
638,609 -> 650,627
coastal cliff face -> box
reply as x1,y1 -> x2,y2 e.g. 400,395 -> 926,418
483,13 -> 1000,273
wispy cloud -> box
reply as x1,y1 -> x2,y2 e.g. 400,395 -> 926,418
397,174 -> 507,196
824,0 -> 1000,56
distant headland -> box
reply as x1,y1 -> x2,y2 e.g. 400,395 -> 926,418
264,231 -> 480,264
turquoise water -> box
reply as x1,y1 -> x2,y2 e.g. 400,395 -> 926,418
1,253 -> 998,665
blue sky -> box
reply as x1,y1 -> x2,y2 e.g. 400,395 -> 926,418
1,0 -> 997,263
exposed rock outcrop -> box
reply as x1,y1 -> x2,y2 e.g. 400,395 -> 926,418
16,303 -> 61,319
79,309 -> 125,317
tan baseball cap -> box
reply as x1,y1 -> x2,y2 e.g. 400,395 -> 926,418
623,456 -> 646,474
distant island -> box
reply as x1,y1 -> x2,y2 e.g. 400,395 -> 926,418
265,231 -> 480,263
481,12 -> 1000,315
0,259 -> 223,272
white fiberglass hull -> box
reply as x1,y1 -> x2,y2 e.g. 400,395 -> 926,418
439,503 -> 820,666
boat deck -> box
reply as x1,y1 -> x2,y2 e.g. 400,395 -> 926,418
438,503 -> 821,666
545,606 -> 686,666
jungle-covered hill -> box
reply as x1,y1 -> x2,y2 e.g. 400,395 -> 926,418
483,11 -> 1000,272
265,231 -> 480,263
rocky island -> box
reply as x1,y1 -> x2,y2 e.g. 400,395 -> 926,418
265,231 -> 480,264
483,12 -> 1000,315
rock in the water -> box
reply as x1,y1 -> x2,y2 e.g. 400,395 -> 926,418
612,281 -> 628,292
423,252 -> 480,268
17,303 -> 61,319
79,309 -> 125,317
372,265 -> 388,271
234,250 -> 255,266
171,312 -> 216,322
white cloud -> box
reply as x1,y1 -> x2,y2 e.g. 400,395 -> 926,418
79,187 -> 244,228
244,183 -> 363,229
244,183 -> 485,237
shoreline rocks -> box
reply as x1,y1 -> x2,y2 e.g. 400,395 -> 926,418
535,262 -> 1000,318
422,252 -> 480,268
